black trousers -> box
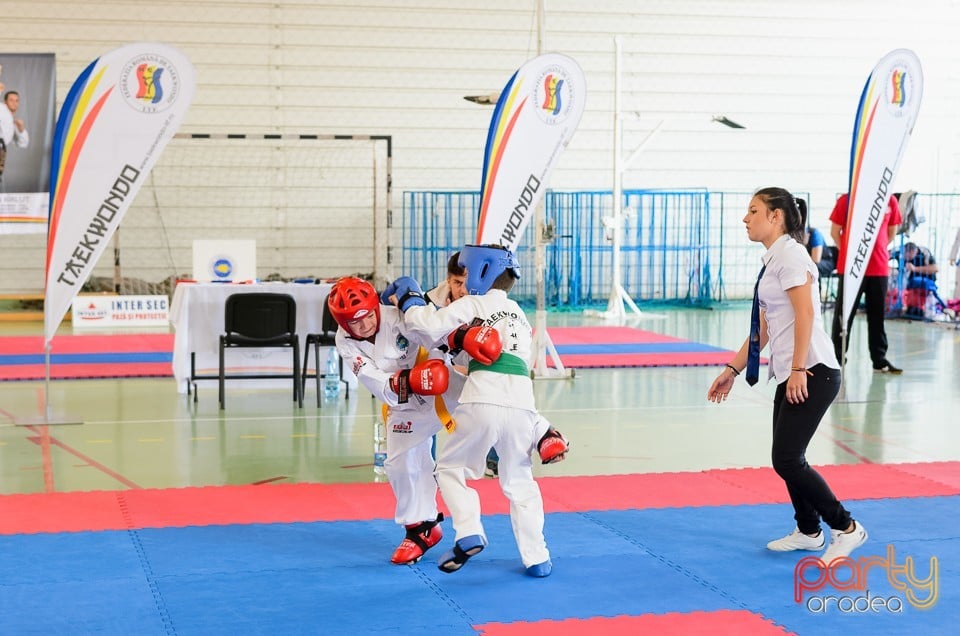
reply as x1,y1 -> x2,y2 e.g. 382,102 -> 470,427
771,364 -> 851,534
831,275 -> 889,366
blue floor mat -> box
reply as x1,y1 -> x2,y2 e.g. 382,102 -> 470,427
0,496 -> 955,635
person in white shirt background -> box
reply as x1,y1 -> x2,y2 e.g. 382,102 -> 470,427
1,89 -> 30,150
0,87 -> 30,187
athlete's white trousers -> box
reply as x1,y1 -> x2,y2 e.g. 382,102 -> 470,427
436,402 -> 550,568
384,408 -> 442,526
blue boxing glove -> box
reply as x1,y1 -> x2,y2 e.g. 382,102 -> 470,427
380,280 -> 400,305
393,276 -> 427,312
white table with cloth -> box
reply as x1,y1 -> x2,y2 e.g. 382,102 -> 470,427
169,281 -> 356,395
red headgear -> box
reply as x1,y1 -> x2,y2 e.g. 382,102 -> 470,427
327,277 -> 380,338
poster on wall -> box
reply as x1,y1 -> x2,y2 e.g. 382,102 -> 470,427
0,53 -> 56,235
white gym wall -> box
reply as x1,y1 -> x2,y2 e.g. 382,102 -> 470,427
1,0 -> 958,293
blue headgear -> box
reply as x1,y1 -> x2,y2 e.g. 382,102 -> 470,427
458,244 -> 521,295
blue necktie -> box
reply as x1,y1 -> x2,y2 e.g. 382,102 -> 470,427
746,264 -> 766,386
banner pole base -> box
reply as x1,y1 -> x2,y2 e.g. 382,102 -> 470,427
16,415 -> 84,426
16,364 -> 84,426
532,309 -> 574,380
16,403 -> 84,426
584,284 -> 666,322
835,329 -> 849,402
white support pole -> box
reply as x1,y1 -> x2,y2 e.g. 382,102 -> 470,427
609,35 -> 626,319
532,202 -> 573,379
584,36 -> 650,323
585,38 -> 745,323
529,0 -> 572,379
15,343 -> 83,426
536,0 -> 545,54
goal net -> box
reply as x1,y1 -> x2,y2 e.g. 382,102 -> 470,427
81,133 -> 391,296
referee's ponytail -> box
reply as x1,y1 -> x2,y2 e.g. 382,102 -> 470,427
754,187 -> 804,243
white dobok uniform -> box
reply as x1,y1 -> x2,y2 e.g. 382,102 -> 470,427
402,290 -> 550,568
0,105 -> 29,151
335,305 -> 464,526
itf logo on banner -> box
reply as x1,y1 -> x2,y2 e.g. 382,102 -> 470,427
884,60 -> 917,117
533,62 -> 579,126
794,545 -> 938,614
119,51 -> 185,114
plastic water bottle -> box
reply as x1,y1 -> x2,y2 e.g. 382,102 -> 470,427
373,419 -> 387,477
924,293 -> 939,321
324,348 -> 340,400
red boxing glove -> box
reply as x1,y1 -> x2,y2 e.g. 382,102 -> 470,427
390,359 -> 449,403
410,359 -> 449,395
448,324 -> 502,365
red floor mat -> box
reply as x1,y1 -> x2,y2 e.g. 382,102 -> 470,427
543,326 -> 740,368
2,461 -> 957,535
0,334 -> 174,380
475,610 -> 792,635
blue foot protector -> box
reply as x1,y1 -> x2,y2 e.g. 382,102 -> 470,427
437,534 -> 487,573
525,560 -> 552,578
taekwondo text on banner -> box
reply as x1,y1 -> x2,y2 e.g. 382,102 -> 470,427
841,49 -> 923,327
43,43 -> 195,345
475,53 -> 585,250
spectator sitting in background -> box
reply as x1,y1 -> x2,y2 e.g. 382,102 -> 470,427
891,242 -> 945,318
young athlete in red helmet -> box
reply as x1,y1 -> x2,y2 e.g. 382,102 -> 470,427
385,244 -> 560,578
327,276 -> 464,565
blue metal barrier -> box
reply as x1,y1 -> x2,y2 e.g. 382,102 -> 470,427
401,189 -> 713,306
400,188 -> 960,308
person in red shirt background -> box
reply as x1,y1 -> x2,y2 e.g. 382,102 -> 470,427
829,193 -> 903,373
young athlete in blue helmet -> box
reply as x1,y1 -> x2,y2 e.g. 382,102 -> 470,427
385,244 -> 562,577
420,250 -> 568,477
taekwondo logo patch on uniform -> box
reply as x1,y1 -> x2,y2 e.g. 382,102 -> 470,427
352,356 -> 365,376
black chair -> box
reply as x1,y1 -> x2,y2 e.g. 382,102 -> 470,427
219,292 -> 302,409
302,296 -> 350,407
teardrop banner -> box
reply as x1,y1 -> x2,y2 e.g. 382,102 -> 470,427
44,42 -> 195,345
840,49 -> 922,327
475,53 -> 585,250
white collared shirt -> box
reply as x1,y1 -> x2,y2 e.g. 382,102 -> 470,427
758,235 -> 839,382
0,105 -> 29,149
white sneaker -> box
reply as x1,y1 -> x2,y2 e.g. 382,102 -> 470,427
821,521 -> 868,563
766,527 -> 825,552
